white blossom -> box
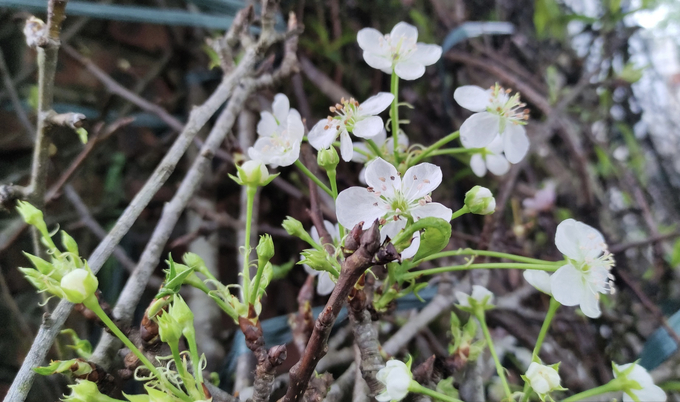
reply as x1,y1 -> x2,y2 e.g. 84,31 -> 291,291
376,360 -> 412,401
523,181 -> 557,216
357,22 -> 442,80
248,94 -> 304,167
525,362 -> 562,397
550,219 -> 615,318
302,221 -> 340,296
613,362 -> 666,402
309,93 -> 394,162
454,84 -> 530,163
469,136 -> 510,177
455,285 -> 494,309
523,270 -> 552,295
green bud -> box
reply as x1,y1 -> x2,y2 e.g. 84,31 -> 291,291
170,295 -> 194,332
232,160 -> 277,187
16,200 -> 44,228
20,267 -> 65,298
156,310 -> 182,345
63,380 -> 122,402
61,231 -> 79,256
299,249 -> 335,274
256,234 -> 275,268
23,252 -> 55,277
60,266 -> 98,304
183,252 -> 209,277
61,329 -> 93,359
282,217 -> 318,247
317,147 -> 339,172
464,186 -> 496,215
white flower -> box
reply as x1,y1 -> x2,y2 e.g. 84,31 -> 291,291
453,84 -> 530,163
523,181 -> 557,217
302,221 -> 340,296
469,136 -> 510,177
613,363 -> 666,402
351,128 -> 409,164
358,22 -> 442,80
523,271 -> 552,295
60,268 -> 98,304
376,360 -> 412,401
248,94 -> 304,168
525,362 -> 562,397
235,160 -> 276,187
309,93 -> 394,162
550,219 -> 615,318
455,285 -> 494,309
336,157 -> 452,236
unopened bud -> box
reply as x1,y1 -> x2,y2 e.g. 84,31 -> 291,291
61,231 -> 79,256
169,295 -> 194,332
233,160 -> 277,187
317,147 -> 339,172
464,186 -> 496,215
60,267 -> 98,304
256,234 -> 275,267
157,310 -> 182,345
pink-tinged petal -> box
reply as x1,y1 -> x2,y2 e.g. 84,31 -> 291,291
395,60 -> 426,80
359,92 -> 394,116
363,51 -> 392,71
390,22 -> 418,43
454,85 -> 492,112
340,130 -> 354,162
410,202 -> 452,222
555,219 -> 585,260
550,264 -> 584,306
336,187 -> 385,229
409,43 -> 442,66
257,112 -> 278,137
402,162 -> 442,201
523,270 -> 552,295
353,116 -> 385,139
400,231 -> 421,259
308,119 -> 339,150
579,290 -> 601,319
365,157 -> 400,198
381,219 -> 407,242
503,123 -> 529,163
357,28 -> 384,53
460,112 -> 500,148
486,153 -> 510,176
287,109 -> 305,142
470,153 -> 487,177
316,272 -> 336,296
272,93 -> 290,123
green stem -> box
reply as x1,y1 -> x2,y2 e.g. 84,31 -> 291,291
390,72 -> 401,163
450,205 -> 469,221
521,297 -> 561,402
428,148 -> 479,157
476,310 -> 513,401
403,263 -> 560,280
242,185 -> 256,305
410,131 -> 461,165
421,250 -> 559,265
294,160 -> 333,197
562,379 -> 624,402
409,381 -> 463,402
327,169 -> 338,200
84,297 -> 192,402
366,139 -> 384,158
184,330 -> 204,386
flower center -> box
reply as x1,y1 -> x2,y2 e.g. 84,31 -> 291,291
324,97 -> 359,133
379,34 -> 417,64
487,83 -> 530,125
574,252 -> 616,295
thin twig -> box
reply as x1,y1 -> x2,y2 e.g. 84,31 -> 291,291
0,49 -> 35,137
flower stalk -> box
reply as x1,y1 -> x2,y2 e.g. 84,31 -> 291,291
474,308 -> 513,401
521,297 -> 561,402
409,131 -> 460,165
241,184 -> 257,305
294,159 -> 333,197
403,262 -> 560,280
390,72 -> 401,163
408,380 -> 463,402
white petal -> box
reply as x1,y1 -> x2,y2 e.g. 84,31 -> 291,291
410,202 -> 452,222
503,123 -> 530,164
303,264 -> 318,277
316,272 -> 336,296
390,22 -> 418,43
400,231 -> 421,259
574,221 -> 607,260
277,141 -> 300,167
470,153 -> 487,177
526,362 -> 541,378
272,93 -> 290,123
375,392 -> 392,402
402,163 -> 443,201
523,270 -> 552,295
359,92 -> 394,116
634,385 -> 667,402
487,135 -> 504,153
471,285 -> 493,304
395,60 -> 426,80
352,142 -> 371,163
550,264 -> 585,307
531,376 -> 550,395
454,86 -> 492,112
365,157 -> 400,198
555,219 -> 586,260
363,51 -> 392,71
579,290 -> 601,319
460,112 -> 500,149
486,154 -> 510,176
340,131 -> 354,162
336,187 -> 385,229
353,116 -> 385,139
324,221 -> 340,242
357,28 -> 384,53
310,226 -> 320,243
286,109 -> 305,142
372,128 -> 388,145
257,112 -> 278,137
381,219 -> 407,242
409,43 -> 442,66
455,291 -> 471,307
308,120 -> 339,150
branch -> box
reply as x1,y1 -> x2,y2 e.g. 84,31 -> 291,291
348,283 -> 384,396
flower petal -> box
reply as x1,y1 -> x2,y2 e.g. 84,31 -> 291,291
410,202 -> 452,221
503,123 -> 530,163
471,285 -> 494,304
460,112 -> 500,149
272,93 -> 290,123
402,162 -> 443,201
365,157 -> 401,198
390,22 -> 418,43
340,130 -> 354,162
257,112 -> 278,137
550,264 -> 585,306
351,142 -> 371,163
400,231 -> 421,259
579,290 -> 601,319
470,153 -> 487,177
286,109 -> 305,142
381,219 -> 407,242
336,187 -> 385,229
359,92 -> 394,116
634,385 -> 667,402
454,85 -> 492,112
523,270 -> 552,295
363,51 -> 392,71
357,28 -> 384,53
316,272 -> 335,296
353,116 -> 385,139
395,60 -> 426,80
308,119 -> 339,150
486,153 -> 510,176
556,219 -> 592,260
455,291 -> 471,307
409,43 -> 442,66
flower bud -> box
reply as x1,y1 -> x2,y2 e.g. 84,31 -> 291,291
60,267 -> 98,304
523,362 -> 563,397
376,360 -> 413,402
299,249 -> 335,274
157,310 -> 182,345
63,380 -> 120,402
256,234 -> 275,267
282,217 -> 317,246
170,295 -> 194,332
23,252 -> 54,276
61,231 -> 79,256
183,252 -> 209,276
317,147 -> 340,172
233,160 -> 277,187
455,285 -> 494,313
464,186 -> 496,215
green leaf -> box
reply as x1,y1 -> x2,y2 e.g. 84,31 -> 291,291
670,239 -> 680,267
75,127 -> 88,144
410,218 -> 452,262
436,377 -> 459,398
619,62 -> 646,83
271,260 -> 295,280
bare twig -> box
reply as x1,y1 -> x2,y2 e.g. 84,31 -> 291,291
0,49 -> 34,136
299,56 -> 352,101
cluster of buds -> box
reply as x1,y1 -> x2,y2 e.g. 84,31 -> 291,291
447,313 -> 486,371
